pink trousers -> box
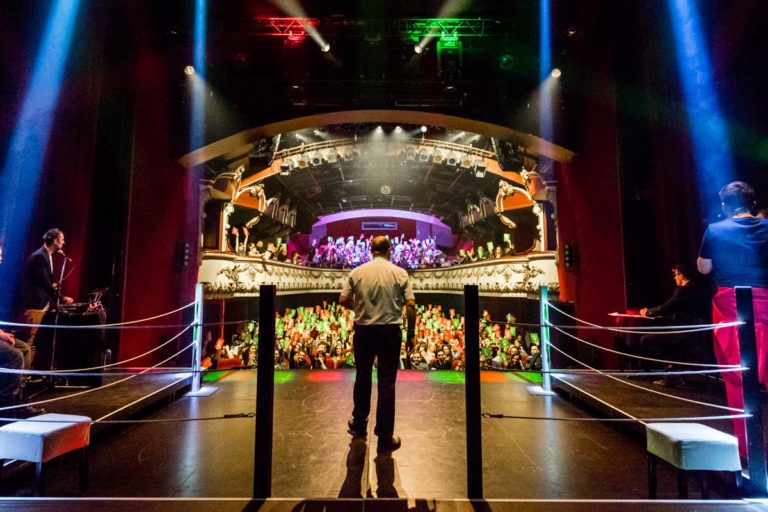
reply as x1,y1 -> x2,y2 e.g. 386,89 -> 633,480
711,286 -> 768,458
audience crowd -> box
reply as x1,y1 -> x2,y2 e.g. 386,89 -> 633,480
229,230 -> 519,270
203,302 -> 543,373
306,236 -> 448,270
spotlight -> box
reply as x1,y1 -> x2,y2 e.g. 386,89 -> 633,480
418,148 -> 430,162
297,155 -> 309,168
432,151 -> 444,164
550,68 -> 562,78
184,65 -> 195,75
310,153 -> 322,166
324,151 -> 338,163
414,44 -> 423,54
375,125 -> 383,131
447,153 -> 459,166
460,156 -> 473,169
420,125 -> 427,133
320,42 -> 331,53
498,54 -> 515,71
394,126 -> 403,132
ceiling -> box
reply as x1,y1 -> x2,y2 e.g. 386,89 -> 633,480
163,0 -> 585,150
163,1 -> 585,235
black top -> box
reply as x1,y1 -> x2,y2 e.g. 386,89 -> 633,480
647,281 -> 711,325
22,247 -> 57,310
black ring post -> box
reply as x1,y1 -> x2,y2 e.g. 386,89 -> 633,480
464,285 -> 483,499
735,286 -> 767,497
254,285 -> 276,499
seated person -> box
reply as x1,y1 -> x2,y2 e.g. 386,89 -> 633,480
525,344 -> 542,370
638,263 -> 711,387
0,334 -> 22,405
409,351 -> 430,370
0,328 -> 31,371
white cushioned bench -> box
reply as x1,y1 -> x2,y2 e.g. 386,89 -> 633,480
646,422 -> 742,499
0,413 -> 91,496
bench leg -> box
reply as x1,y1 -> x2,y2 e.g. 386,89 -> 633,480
733,471 -> 744,497
648,454 -> 657,499
35,461 -> 45,497
79,447 -> 89,493
699,472 -> 709,499
676,469 -> 688,499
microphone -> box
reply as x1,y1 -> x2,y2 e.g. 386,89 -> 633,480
58,250 -> 73,262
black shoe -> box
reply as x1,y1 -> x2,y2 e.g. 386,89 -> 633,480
18,406 -> 46,418
377,436 -> 401,453
347,418 -> 367,438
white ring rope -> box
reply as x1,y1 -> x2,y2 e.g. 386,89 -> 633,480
0,367 -> 198,377
541,367 -> 734,377
545,301 -> 743,335
548,323 -> 742,369
0,301 -> 196,330
0,413 -> 257,424
0,411 -> 750,425
0,324 -> 194,375
53,323 -> 193,373
482,413 -> 751,422
0,342 -> 195,412
546,341 -> 745,413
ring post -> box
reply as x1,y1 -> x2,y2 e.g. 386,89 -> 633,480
736,286 -> 767,497
254,284 -> 276,499
528,285 -> 556,396
464,284 -> 483,500
192,283 -> 203,393
186,283 -> 217,397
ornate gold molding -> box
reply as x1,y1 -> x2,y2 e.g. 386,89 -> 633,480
199,251 -> 559,299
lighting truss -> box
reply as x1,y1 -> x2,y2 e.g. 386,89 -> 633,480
403,18 -> 492,40
253,17 -> 319,39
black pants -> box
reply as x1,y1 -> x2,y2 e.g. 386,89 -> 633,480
351,323 -> 401,439
638,330 -> 711,370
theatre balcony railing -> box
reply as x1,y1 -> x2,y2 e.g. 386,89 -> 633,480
198,250 -> 560,299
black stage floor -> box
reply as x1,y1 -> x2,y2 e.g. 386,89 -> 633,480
19,372 -> 193,434
1,369 -> 764,511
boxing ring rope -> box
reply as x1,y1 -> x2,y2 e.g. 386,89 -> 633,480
545,301 -> 744,334
1,284 -> 764,498
0,339 -> 196,413
549,324 -> 744,372
0,300 -> 196,330
530,285 -> 767,496
544,334 -> 744,413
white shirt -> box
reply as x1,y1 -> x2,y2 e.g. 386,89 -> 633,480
341,256 -> 414,325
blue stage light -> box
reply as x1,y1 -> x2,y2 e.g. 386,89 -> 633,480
667,0 -> 734,201
190,0 -> 207,152
0,0 -> 82,317
539,0 -> 554,144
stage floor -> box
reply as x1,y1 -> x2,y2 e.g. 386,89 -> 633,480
0,369 -> 751,503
